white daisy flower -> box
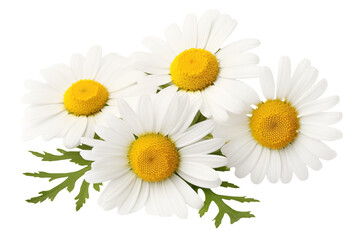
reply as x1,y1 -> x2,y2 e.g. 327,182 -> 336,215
132,10 -> 260,121
213,57 -> 342,183
81,89 -> 227,217
23,46 -> 156,148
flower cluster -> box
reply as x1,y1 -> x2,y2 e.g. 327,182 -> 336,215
23,10 -> 342,227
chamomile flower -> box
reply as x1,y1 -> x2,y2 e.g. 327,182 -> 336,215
132,10 -> 260,121
81,89 -> 227,217
213,57 -> 342,183
23,46 -> 156,148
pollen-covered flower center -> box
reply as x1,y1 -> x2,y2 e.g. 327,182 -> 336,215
250,99 -> 300,149
128,134 -> 180,182
170,48 -> 219,91
63,80 -> 109,116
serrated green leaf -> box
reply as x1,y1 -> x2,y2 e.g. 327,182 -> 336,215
25,148 -> 100,210
25,166 -> 90,204
77,144 -> 93,150
214,166 -> 230,172
220,181 -> 239,188
190,181 -> 259,228
29,148 -> 92,166
93,183 -> 102,192
75,180 -> 90,211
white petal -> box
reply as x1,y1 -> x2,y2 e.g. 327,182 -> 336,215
214,78 -> 259,105
219,52 -> 259,68
130,52 -> 170,69
83,46 -> 102,80
153,86 -> 178,133
178,162 -> 219,182
133,62 -> 170,74
219,64 -> 259,79
97,173 -> 136,210
293,79 -> 327,108
235,144 -> 262,178
130,181 -> 149,213
267,150 -> 281,183
85,164 -> 130,183
170,175 -> 203,210
300,112 -> 342,125
103,113 -> 134,141
216,39 -> 260,60
183,13 -> 198,49
40,64 -> 75,91
197,10 -> 220,49
22,91 -> 63,105
95,125 -> 131,147
174,120 -> 214,148
291,59 -> 311,87
80,137 -> 103,147
292,139 -> 322,170
285,146 -> 308,181
81,115 -> 95,138
117,98 -> 143,135
100,62 -> 140,89
180,138 -> 225,155
163,180 -> 188,218
168,95 -> 198,137
205,85 -> 244,114
202,90 -> 229,121
150,182 -> 172,217
177,170 -> 221,188
225,136 -> 257,167
138,95 -> 154,132
95,53 -> 130,85
117,177 -> 142,215
275,56 -> 291,99
160,94 -> 187,136
251,147 -> 271,184
165,23 -> 184,54
142,36 -> 175,63
297,96 -> 340,117
181,154 -> 227,168
70,53 -> 85,80
23,103 -> 64,122
63,116 -> 87,148
41,111 -> 69,141
205,14 -> 237,53
288,67 -> 318,103
279,150 -> 293,183
259,66 -> 275,99
300,124 -> 342,141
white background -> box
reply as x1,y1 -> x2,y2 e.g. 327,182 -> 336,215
0,0 -> 359,239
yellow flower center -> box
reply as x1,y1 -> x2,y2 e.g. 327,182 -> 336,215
170,48 -> 219,91
250,99 -> 300,149
63,80 -> 109,116
128,133 -> 180,182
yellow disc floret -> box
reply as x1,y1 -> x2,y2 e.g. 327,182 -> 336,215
170,48 -> 219,91
250,99 -> 300,149
63,80 -> 109,116
128,133 -> 180,182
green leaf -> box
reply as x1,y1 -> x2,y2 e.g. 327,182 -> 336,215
220,181 -> 239,188
25,148 -> 100,211
191,182 -> 259,228
93,183 -> 102,192
214,166 -> 230,172
75,180 -> 90,211
29,148 -> 92,166
190,111 -> 207,127
24,166 -> 90,204
77,144 -> 93,150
